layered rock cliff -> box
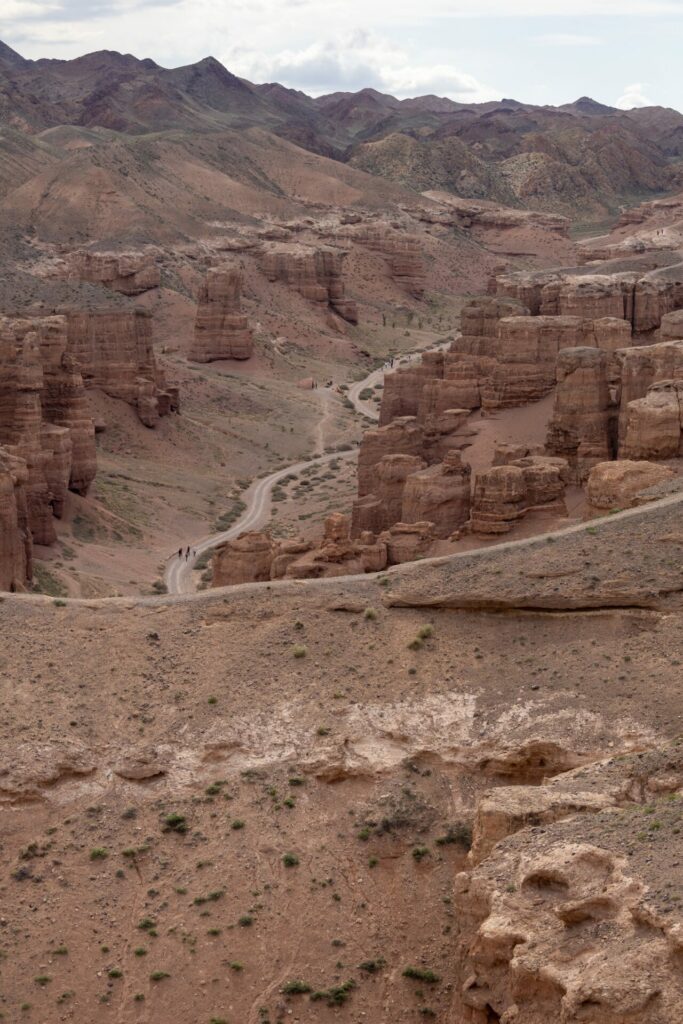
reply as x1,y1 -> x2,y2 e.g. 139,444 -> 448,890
0,314 -> 97,577
64,309 -> 177,427
189,266 -> 254,362
260,244 -> 358,322
64,249 -> 160,295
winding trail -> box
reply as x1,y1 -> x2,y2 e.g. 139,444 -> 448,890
164,339 -> 459,595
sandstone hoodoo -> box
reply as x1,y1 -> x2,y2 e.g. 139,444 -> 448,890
189,266 -> 254,362
546,346 -> 614,482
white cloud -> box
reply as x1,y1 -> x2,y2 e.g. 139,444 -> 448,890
227,31 -> 501,101
616,82 -> 654,109
0,0 -> 59,18
534,33 -> 601,45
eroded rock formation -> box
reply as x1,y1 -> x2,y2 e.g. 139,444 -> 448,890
546,347 -> 614,482
212,531 -> 275,588
0,446 -> 31,592
455,744 -> 683,1023
378,301 -> 632,428
0,314 -> 97,576
344,224 -> 425,298
64,309 -> 177,427
211,515 -> 388,585
65,249 -> 160,295
260,244 -> 358,322
189,266 -> 254,362
400,450 -> 472,538
587,459 -> 675,509
470,456 -> 569,534
496,264 -> 683,334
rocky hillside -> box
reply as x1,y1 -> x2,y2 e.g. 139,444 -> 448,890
2,41 -> 683,218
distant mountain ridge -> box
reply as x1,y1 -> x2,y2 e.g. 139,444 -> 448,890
1,40 -> 683,217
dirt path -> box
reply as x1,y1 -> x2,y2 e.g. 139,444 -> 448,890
347,339 -> 454,421
164,359 -> 400,595
164,446 -> 358,594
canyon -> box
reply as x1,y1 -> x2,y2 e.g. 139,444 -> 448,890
1,35 -> 683,1024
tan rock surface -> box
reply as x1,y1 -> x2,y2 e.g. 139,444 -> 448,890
587,460 -> 676,508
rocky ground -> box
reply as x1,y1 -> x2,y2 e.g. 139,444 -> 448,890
2,490 -> 683,1022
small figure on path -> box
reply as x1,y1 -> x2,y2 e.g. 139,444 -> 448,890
178,547 -> 182,559
185,546 -> 190,560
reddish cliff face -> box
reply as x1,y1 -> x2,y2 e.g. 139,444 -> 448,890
344,224 -> 425,299
63,309 -> 176,427
0,446 -> 31,592
259,243 -> 358,323
0,315 -> 97,564
64,249 -> 160,295
190,266 -> 254,362
497,265 -> 683,334
545,347 -> 614,482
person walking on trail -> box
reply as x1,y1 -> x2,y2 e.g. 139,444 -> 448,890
178,547 -> 182,559
185,546 -> 190,560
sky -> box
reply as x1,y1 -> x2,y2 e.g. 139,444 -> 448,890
3,0 -> 683,111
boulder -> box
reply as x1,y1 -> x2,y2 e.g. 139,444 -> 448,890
587,460 -> 675,509
379,521 -> 435,564
620,382 -> 683,459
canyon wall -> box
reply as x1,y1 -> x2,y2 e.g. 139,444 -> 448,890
0,314 -> 97,585
260,244 -> 358,323
64,308 -> 177,427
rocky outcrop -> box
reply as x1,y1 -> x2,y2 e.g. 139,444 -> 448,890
496,264 -> 683,333
212,531 -> 275,588
447,307 -> 632,412
0,446 -> 31,592
65,249 -> 160,295
620,381 -> 683,459
379,351 -> 445,425
357,417 -> 426,497
658,308 -> 683,340
377,299 -> 633,429
64,309 -> 176,427
587,459 -> 675,509
189,266 -> 254,362
344,224 -> 425,298
378,521 -> 435,564
616,339 -> 683,454
546,347 -> 614,482
401,450 -> 471,537
276,513 -> 387,579
212,517 -> 389,586
260,244 -> 358,322
455,744 -> 683,1024
357,413 -> 471,502
0,315 -> 97,557
470,456 -> 569,534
